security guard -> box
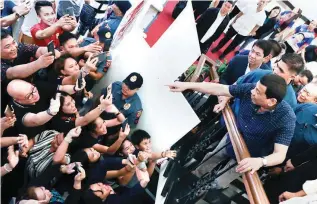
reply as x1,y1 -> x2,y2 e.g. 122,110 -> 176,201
287,103 -> 317,158
100,72 -> 143,139
93,0 -> 132,50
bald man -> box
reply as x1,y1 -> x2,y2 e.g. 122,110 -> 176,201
297,82 -> 317,104
7,79 -> 84,138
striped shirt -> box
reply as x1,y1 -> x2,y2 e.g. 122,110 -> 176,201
27,130 -> 70,179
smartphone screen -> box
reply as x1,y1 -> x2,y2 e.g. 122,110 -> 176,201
77,72 -> 83,89
47,41 -> 55,57
65,7 -> 75,16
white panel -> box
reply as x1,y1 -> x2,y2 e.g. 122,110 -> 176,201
288,0 -> 317,20
151,0 -> 201,79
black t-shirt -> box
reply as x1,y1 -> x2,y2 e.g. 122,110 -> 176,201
1,43 -> 39,116
68,131 -> 99,155
49,112 -> 77,135
305,45 -> 317,63
10,81 -> 58,139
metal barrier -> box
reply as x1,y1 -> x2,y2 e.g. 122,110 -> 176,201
161,54 -> 269,204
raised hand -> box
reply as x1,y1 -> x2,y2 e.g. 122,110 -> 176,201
119,124 -> 130,140
7,145 -> 19,169
74,77 -> 86,91
83,54 -> 98,72
48,93 -> 61,115
66,127 -> 82,138
36,52 -> 55,68
1,116 -> 16,130
84,41 -> 102,53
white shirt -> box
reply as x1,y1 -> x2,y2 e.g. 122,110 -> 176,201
280,180 -> 317,204
232,5 -> 266,36
200,11 -> 226,43
21,0 -> 39,37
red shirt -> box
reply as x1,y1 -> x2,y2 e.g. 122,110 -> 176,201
31,21 -> 63,48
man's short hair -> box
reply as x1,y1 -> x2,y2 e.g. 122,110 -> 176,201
280,53 -> 305,74
260,74 -> 287,103
35,1 -> 53,15
268,39 -> 282,58
130,129 -> 151,146
226,0 -> 234,5
58,31 -> 77,46
300,70 -> 314,83
252,40 -> 272,57
1,28 -> 11,40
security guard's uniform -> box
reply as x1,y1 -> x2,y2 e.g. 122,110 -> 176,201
100,72 -> 143,137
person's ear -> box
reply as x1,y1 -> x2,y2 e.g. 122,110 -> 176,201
268,98 -> 277,107
60,69 -> 66,75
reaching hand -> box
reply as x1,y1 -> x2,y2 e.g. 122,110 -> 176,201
284,159 -> 295,172
279,191 -> 297,202
1,116 -> 16,130
163,150 -> 177,159
74,78 -> 86,91
166,82 -> 188,92
84,54 -> 98,72
84,41 -> 102,53
61,162 -> 82,174
66,127 -> 82,138
48,93 -> 61,115
99,94 -> 113,109
17,134 -> 28,148
36,52 -> 55,68
119,124 -> 130,140
56,15 -> 72,27
7,145 -> 19,169
74,166 -> 86,182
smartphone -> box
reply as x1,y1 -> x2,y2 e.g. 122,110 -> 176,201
65,7 -> 75,16
77,72 -> 83,89
47,40 -> 55,57
94,52 -> 107,63
121,119 -> 128,131
107,84 -> 112,95
4,105 -> 14,117
74,163 -> 81,174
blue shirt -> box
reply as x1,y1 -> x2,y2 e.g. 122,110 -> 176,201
292,103 -> 317,145
0,0 -> 16,33
101,81 -> 143,128
100,14 -> 123,47
294,31 -> 315,48
237,69 -> 298,109
226,83 -> 296,158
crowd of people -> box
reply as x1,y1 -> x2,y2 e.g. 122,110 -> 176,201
1,0 -> 178,203
1,0 -> 317,204
172,0 -> 317,203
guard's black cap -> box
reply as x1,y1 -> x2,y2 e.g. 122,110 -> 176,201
123,72 -> 143,90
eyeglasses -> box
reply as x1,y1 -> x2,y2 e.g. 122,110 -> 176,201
25,86 -> 37,100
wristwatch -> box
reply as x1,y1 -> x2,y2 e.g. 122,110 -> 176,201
115,112 -> 121,116
262,157 -> 268,167
15,12 -> 21,18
